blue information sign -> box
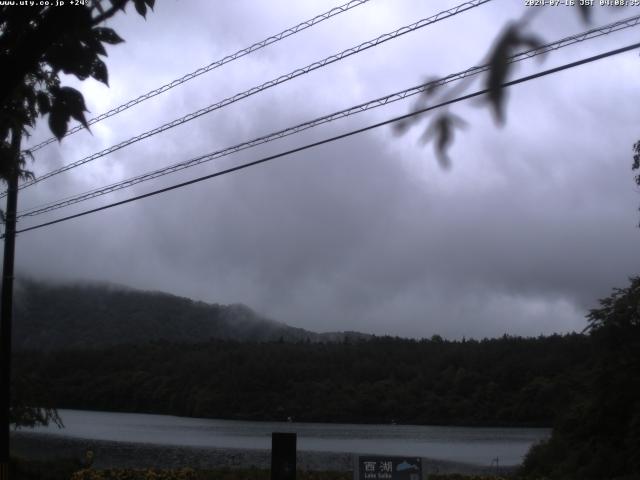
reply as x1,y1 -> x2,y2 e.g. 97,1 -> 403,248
358,456 -> 422,480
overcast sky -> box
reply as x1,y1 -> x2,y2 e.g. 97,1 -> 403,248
9,0 -> 640,338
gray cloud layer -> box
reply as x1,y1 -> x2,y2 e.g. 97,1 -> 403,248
9,0 -> 640,338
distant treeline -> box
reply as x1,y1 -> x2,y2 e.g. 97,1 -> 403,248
13,334 -> 591,427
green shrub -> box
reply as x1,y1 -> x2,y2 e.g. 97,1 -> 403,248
70,468 -> 351,480
10,456 -> 84,480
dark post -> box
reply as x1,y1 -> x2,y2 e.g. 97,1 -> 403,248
0,129 -> 20,480
271,432 -> 296,480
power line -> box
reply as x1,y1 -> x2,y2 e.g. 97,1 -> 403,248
24,0 -> 373,154
8,41 -> 639,239
6,0 -> 491,197
17,14 -> 640,219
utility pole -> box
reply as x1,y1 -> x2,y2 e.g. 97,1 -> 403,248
0,128 -> 21,480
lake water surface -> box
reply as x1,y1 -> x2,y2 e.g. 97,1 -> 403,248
29,409 -> 550,466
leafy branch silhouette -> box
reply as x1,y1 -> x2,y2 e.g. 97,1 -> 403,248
396,5 -> 592,165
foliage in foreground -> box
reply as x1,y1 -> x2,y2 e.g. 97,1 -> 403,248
70,468 -> 352,480
1,0 -> 153,429
519,277 -> 640,480
71,468 -> 199,480
69,469 -> 519,480
427,476 -> 508,480
9,461 -> 356,480
10,456 -> 82,480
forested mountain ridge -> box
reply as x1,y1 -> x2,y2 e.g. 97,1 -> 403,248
14,334 -> 591,427
13,278 -> 369,350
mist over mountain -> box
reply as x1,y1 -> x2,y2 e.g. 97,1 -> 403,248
13,279 -> 369,351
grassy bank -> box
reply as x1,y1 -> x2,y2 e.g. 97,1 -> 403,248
30,466 -> 510,480
9,459 -> 349,480
70,468 -> 354,480
11,457 -> 516,480
10,456 -> 83,480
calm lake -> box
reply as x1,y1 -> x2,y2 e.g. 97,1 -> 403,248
29,409 -> 550,466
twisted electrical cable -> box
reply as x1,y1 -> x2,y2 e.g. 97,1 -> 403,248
17,14 -> 640,219
8,41 -> 640,238
24,0 -> 373,153
6,0 -> 491,198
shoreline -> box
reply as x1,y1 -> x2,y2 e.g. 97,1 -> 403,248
11,431 -> 513,475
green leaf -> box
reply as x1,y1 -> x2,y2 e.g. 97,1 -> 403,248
85,31 -> 107,56
93,27 -> 124,45
58,86 -> 86,111
485,24 -> 543,124
48,106 -> 69,141
91,58 -> 109,85
133,0 -> 147,18
59,86 -> 89,129
45,42 -> 96,80
421,113 -> 467,169
108,0 -> 128,10
35,92 -> 50,114
49,86 -> 90,135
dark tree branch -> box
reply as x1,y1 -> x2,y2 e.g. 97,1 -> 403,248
91,0 -> 129,26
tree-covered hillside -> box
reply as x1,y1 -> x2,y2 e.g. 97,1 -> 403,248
13,279 -> 367,350
14,334 -> 590,427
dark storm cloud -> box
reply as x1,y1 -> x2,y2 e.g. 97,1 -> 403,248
10,0 -> 640,338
